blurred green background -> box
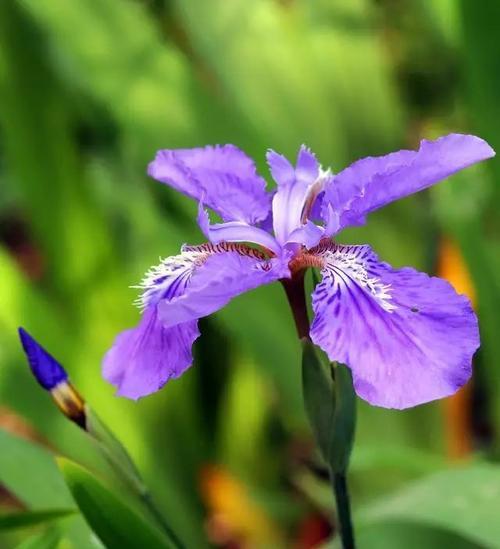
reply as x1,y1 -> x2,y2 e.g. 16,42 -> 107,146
0,0 -> 499,547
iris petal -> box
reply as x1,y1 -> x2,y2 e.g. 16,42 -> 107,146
198,203 -> 282,255
268,145 -> 327,246
148,144 -> 271,224
309,243 -> 479,409
286,221 -> 325,249
103,243 -> 287,399
103,307 -> 200,400
159,251 -> 288,327
321,133 -> 495,233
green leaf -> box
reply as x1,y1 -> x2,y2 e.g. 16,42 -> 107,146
85,406 -> 146,496
15,528 -> 61,549
301,340 -> 335,460
58,458 -> 174,549
357,463 -> 500,547
0,0 -> 114,295
0,509 -> 75,531
350,444 -> 445,475
0,432 -> 103,549
19,0 -> 237,165
301,344 -> 357,474
0,429 -> 73,509
460,0 -> 500,199
323,522 -> 481,549
329,364 -> 356,474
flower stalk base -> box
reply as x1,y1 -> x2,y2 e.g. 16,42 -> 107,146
333,472 -> 355,549
285,274 -> 357,548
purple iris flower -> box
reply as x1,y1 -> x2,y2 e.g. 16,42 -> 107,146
103,134 -> 494,409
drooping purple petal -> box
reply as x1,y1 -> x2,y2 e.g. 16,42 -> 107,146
103,242 -> 288,398
321,134 -> 495,233
197,203 -> 282,255
159,250 -> 289,327
268,145 -> 330,246
309,243 -> 479,409
103,245 -> 211,398
103,307 -> 200,400
148,145 -> 271,224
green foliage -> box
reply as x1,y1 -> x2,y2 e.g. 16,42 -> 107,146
0,510 -> 75,532
0,0 -> 498,547
358,464 -> 500,547
15,529 -> 62,549
58,458 -> 173,549
0,429 -> 74,509
301,342 -> 356,474
302,340 -> 335,460
329,365 -> 356,475
0,429 -> 99,548
350,523 -> 480,549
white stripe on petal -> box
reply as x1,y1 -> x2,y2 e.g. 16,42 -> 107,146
134,242 -> 274,310
313,243 -> 396,313
133,248 -> 208,310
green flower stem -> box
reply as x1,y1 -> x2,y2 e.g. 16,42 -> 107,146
285,271 -> 356,549
332,472 -> 355,549
329,363 -> 357,549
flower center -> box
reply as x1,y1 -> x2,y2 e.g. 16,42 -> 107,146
288,241 -> 330,275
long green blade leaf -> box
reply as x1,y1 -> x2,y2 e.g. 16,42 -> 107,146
58,458 -> 174,549
0,509 -> 75,531
358,463 -> 500,547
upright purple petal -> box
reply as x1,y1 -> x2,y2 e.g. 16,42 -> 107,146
103,308 -> 200,400
268,146 -> 320,244
267,150 -> 295,188
159,249 -> 289,327
268,145 -> 332,247
309,242 -> 479,409
148,145 -> 271,224
322,134 -> 495,232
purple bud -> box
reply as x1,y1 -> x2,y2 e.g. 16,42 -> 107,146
18,327 -> 68,390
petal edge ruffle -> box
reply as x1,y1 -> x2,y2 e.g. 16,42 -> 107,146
148,144 -> 271,224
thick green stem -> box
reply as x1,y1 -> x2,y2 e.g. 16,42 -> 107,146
333,472 -> 355,549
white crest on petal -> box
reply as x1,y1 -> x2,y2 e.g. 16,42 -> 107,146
133,247 -> 209,310
318,244 -> 396,313
133,242 -> 273,311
